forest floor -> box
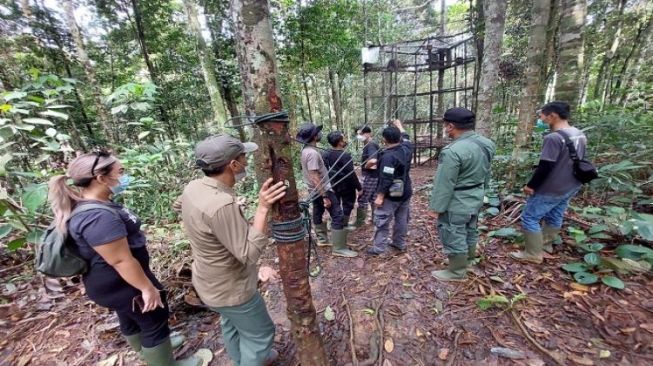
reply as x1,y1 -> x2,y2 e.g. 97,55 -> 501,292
1,165 -> 652,366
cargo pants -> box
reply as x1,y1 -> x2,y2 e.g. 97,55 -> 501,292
437,212 -> 479,256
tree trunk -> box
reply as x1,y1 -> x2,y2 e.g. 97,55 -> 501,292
229,1 -> 328,365
509,0 -> 552,188
592,0 -> 626,102
328,68 -> 343,130
61,0 -> 115,143
554,0 -> 587,110
619,17 -> 653,105
474,0 -> 507,138
183,0 -> 228,129
129,0 -> 175,139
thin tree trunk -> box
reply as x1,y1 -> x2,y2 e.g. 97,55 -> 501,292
613,15 -> 653,104
475,0 -> 507,138
183,0 -> 228,129
554,0 -> 587,110
61,0 -> 114,143
229,1 -> 328,364
328,68 -> 343,130
619,18 -> 653,105
509,0 -> 552,188
592,0 -> 626,102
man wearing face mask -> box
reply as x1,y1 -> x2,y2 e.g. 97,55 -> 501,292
323,131 -> 362,231
178,134 -> 287,366
429,108 -> 495,281
297,123 -> 357,257
355,126 -> 380,226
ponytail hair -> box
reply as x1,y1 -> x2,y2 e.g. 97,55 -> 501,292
47,152 -> 117,233
48,175 -> 82,233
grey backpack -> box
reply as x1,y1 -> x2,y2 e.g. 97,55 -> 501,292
36,204 -> 120,277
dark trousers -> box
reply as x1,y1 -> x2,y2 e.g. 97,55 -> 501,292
312,190 -> 344,230
335,189 -> 356,225
115,291 -> 171,348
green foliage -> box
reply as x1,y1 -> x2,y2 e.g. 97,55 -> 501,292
476,293 -> 526,311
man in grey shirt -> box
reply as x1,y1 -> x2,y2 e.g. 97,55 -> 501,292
297,123 -> 358,257
511,101 -> 588,263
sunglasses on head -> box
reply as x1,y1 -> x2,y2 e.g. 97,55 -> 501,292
90,149 -> 111,176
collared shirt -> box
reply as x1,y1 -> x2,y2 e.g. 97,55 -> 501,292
178,177 -> 268,308
429,131 -> 496,214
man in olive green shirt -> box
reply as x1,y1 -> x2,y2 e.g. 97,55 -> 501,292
178,134 -> 286,366
429,108 -> 495,281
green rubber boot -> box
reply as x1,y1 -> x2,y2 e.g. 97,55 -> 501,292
542,224 -> 561,254
354,207 -> 367,227
331,229 -> 358,258
125,333 -> 186,356
141,338 -> 203,366
314,222 -> 331,247
431,254 -> 468,281
510,231 -> 544,264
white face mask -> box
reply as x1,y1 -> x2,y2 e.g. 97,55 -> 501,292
356,134 -> 366,142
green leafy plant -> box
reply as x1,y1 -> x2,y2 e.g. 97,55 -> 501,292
476,293 -> 526,311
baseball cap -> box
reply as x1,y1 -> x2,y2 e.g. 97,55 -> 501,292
195,134 -> 258,168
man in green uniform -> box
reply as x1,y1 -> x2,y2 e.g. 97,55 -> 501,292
429,108 -> 495,281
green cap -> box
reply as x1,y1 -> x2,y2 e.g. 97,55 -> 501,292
195,134 -> 258,168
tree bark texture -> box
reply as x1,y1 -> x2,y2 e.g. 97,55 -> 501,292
592,0 -> 626,102
229,1 -> 328,365
554,0 -> 587,110
509,0 -> 552,187
328,68 -> 343,130
182,0 -> 228,129
61,0 -> 115,143
474,0 -> 507,138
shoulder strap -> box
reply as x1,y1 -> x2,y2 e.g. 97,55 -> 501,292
555,130 -> 579,162
71,203 -> 121,220
469,138 -> 491,164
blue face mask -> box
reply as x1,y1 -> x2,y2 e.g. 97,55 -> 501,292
535,118 -> 549,131
110,175 -> 133,196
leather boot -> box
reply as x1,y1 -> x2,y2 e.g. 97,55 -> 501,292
331,229 -> 358,257
542,224 -> 561,253
431,254 -> 468,281
510,231 -> 544,263
314,223 -> 331,246
354,207 -> 367,227
141,338 -> 203,366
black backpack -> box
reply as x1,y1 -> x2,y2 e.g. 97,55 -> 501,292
36,204 -> 120,277
556,130 -> 598,184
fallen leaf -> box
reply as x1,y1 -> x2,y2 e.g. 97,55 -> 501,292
361,308 -> 375,316
599,350 -> 611,359
438,348 -> 449,360
570,283 -> 590,292
384,338 -> 394,353
382,360 -> 393,366
640,323 -> 653,333
489,276 -> 504,283
16,355 -> 31,366
620,327 -> 636,333
258,266 -> 278,282
527,358 -> 546,366
568,354 -> 594,365
96,354 -> 118,366
415,328 -> 423,337
44,278 -> 63,293
324,306 -> 335,321
95,321 -> 120,333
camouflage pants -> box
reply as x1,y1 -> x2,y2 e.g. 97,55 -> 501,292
437,212 -> 479,256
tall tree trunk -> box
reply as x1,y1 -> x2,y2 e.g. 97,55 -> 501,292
61,0 -> 115,143
183,0 -> 228,129
471,0 -> 484,113
619,17 -> 653,105
328,68 -> 343,130
129,0 -> 175,138
592,0 -> 626,102
474,0 -> 507,138
509,0 -> 552,188
229,0 -> 328,365
554,0 -> 587,110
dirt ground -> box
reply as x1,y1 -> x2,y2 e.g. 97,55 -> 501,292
1,165 -> 652,366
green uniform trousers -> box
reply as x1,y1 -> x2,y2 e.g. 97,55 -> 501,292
437,212 -> 479,256
210,292 -> 275,366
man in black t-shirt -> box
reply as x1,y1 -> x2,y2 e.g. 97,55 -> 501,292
355,125 -> 380,226
323,131 -> 362,230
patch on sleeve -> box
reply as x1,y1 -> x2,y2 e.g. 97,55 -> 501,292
383,166 -> 395,175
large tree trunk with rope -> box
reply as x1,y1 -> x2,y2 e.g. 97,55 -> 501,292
229,0 -> 329,365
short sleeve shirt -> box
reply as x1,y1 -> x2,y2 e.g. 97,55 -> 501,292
537,127 -> 587,195
69,200 -> 146,265
301,146 -> 332,192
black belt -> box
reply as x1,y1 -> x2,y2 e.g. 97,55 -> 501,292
453,183 -> 483,191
